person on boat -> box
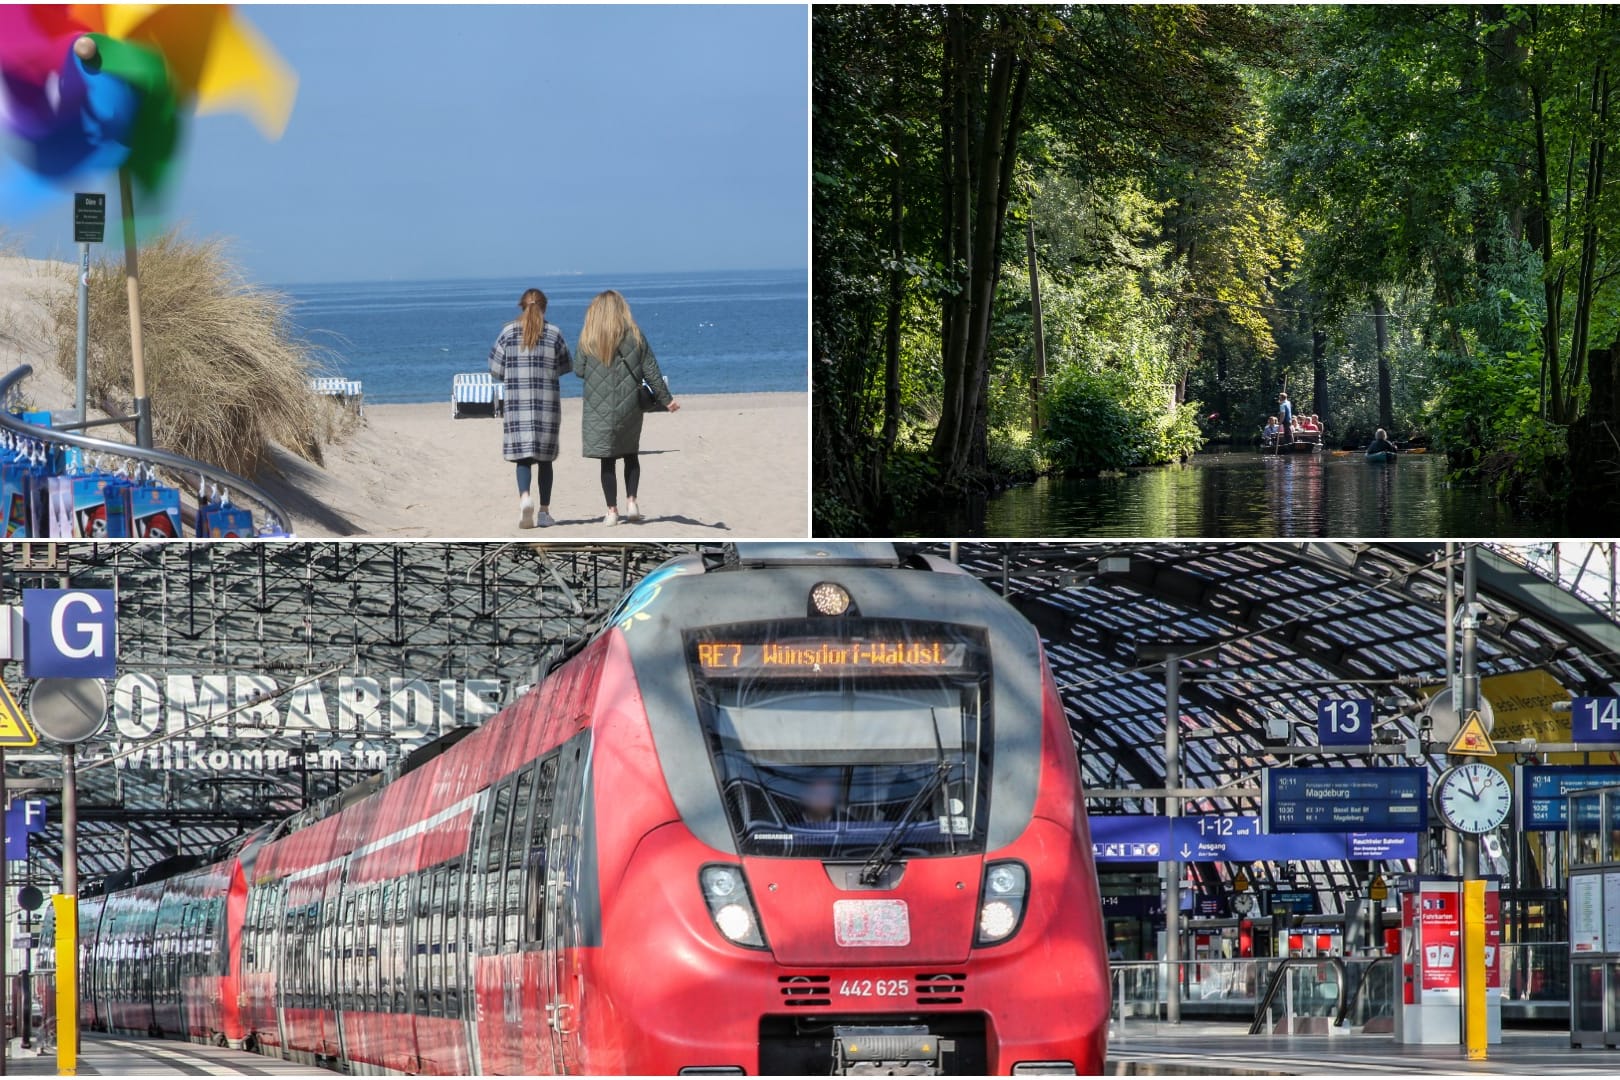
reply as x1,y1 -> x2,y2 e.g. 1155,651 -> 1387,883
1366,428 -> 1399,456
1263,416 -> 1281,442
1277,392 -> 1294,444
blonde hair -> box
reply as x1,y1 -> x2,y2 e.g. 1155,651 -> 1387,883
518,289 -> 548,350
580,290 -> 641,365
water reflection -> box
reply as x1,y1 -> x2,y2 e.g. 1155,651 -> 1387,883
911,450 -> 1556,538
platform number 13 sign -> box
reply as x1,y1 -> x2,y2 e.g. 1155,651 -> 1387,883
1317,698 -> 1374,746
1571,697 -> 1620,744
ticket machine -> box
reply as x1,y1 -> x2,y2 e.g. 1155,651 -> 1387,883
1393,876 -> 1502,1045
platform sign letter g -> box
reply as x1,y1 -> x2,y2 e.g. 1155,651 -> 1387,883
24,588 -> 117,678
52,592 -> 104,659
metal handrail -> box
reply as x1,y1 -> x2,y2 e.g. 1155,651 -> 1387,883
1248,955 -> 1346,1035
0,363 -> 292,535
1335,954 -> 1391,1028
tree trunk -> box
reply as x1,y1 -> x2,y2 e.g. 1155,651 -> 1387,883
1373,293 -> 1393,430
933,18 -> 1026,482
934,9 -> 973,471
1026,214 -> 1045,437
1312,323 -> 1329,435
880,60 -> 905,457
1530,70 -> 1565,422
1568,50 -> 1610,414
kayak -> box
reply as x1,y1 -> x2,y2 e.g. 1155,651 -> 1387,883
1366,450 -> 1398,463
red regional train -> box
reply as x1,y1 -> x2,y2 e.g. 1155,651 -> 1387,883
39,543 -> 1108,1074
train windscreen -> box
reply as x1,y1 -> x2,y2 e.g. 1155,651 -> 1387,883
687,620 -> 992,860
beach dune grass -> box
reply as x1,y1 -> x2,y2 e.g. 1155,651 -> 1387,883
48,231 -> 346,479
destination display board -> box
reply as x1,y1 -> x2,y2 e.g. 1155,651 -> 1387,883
1089,814 -> 1418,862
1264,766 -> 1427,833
1516,765 -> 1620,831
694,639 -> 970,675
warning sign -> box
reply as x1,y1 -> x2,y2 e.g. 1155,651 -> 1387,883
1370,875 -> 1388,902
1448,710 -> 1497,757
0,677 -> 39,747
1234,870 -> 1250,893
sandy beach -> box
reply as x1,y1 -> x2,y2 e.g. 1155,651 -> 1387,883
259,393 -> 808,538
0,255 -> 808,539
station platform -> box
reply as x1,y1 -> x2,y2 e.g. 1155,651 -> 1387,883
3,1034 -> 313,1076
1109,1021 -> 1620,1074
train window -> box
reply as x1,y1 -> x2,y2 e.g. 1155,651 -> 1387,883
484,779 -> 515,877
445,863 -> 462,1018
688,620 -> 993,864
521,754 -> 560,945
413,874 -> 430,1015
429,868 -> 445,1018
509,766 -> 538,865
341,896 -> 356,1012
394,879 -> 410,1014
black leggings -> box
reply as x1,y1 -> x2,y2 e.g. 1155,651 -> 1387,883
600,454 -> 640,505
515,459 -> 554,504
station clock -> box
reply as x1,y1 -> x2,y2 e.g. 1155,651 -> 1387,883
1432,762 -> 1513,835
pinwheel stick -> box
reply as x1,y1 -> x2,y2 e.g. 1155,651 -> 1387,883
118,166 -> 153,449
74,34 -> 153,449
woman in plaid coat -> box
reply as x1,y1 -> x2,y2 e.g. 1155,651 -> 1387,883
489,288 -> 572,528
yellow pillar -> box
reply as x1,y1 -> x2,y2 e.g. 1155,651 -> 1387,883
1463,879 -> 1486,1061
53,895 -> 77,1076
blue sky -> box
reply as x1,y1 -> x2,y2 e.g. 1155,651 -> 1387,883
8,5 -> 807,284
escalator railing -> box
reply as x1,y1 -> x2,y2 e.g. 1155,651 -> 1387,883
1248,956 -> 1346,1035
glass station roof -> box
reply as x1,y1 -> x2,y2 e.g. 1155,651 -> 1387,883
911,542 -> 1620,910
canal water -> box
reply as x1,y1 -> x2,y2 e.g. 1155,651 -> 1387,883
912,448 -> 1558,538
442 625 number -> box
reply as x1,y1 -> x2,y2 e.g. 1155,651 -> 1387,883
839,978 -> 910,998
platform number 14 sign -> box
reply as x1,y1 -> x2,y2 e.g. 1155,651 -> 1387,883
1317,698 -> 1374,746
1572,697 -> 1620,744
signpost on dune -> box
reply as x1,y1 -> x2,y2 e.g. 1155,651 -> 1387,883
72,193 -> 104,431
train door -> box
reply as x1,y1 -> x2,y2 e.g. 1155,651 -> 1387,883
543,735 -> 590,1074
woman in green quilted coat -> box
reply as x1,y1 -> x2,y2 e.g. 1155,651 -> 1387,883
573,290 -> 679,525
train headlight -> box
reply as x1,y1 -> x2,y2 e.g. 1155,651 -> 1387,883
714,903 -> 756,941
809,581 -> 851,616
699,863 -> 767,949
975,860 -> 1029,947
987,864 -> 1022,896
702,866 -> 741,899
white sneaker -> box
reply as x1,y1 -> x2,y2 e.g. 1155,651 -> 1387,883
604,508 -> 620,527
535,509 -> 555,527
519,494 -> 534,529
625,498 -> 644,522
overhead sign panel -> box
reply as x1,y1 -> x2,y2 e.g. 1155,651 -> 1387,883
4,798 -> 47,860
1517,765 -> 1620,831
23,589 -> 117,678
1091,814 -> 1418,862
1317,698 -> 1375,746
1265,767 -> 1427,833
1571,697 -> 1620,744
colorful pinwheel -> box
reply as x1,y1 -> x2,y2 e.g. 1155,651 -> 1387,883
0,5 -> 295,447
0,4 -> 296,207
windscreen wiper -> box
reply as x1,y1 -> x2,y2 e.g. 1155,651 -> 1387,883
859,757 -> 952,886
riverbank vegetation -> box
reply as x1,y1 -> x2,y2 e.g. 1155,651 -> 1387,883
813,5 -> 1620,533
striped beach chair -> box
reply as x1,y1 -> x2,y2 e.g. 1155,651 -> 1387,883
309,376 -> 364,415
452,373 -> 505,419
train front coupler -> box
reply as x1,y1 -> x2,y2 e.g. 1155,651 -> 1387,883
831,1025 -> 951,1076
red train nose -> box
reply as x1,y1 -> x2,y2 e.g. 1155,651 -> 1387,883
743,856 -> 982,966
